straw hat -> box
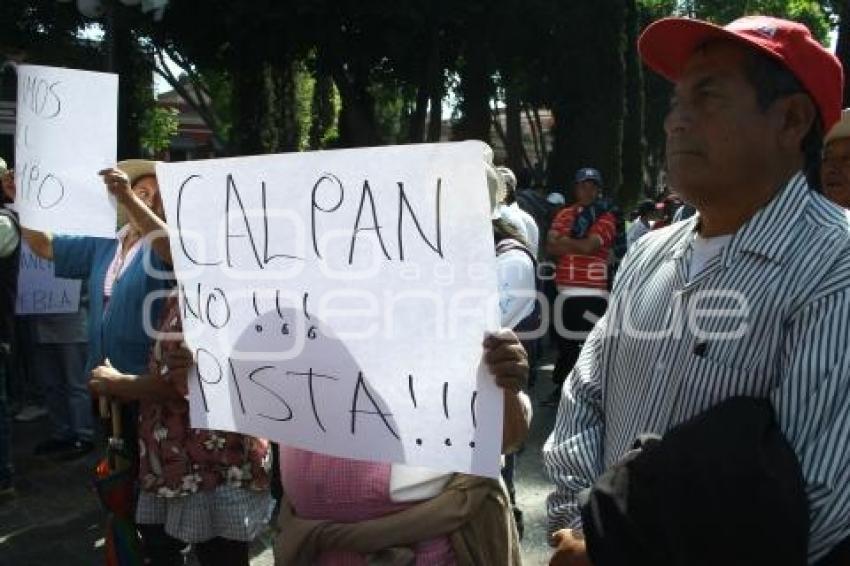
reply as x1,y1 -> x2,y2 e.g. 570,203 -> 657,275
825,108 -> 850,146
116,159 -> 157,186
485,164 -> 507,220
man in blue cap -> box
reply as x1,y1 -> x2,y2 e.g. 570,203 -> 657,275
545,167 -> 617,406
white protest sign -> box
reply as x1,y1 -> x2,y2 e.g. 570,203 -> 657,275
15,240 -> 82,315
14,64 -> 118,237
157,141 -> 505,477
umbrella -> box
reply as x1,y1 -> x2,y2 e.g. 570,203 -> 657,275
93,399 -> 143,566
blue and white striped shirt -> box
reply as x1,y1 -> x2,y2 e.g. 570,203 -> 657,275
544,173 -> 850,562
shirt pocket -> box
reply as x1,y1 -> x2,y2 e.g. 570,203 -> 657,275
673,353 -> 774,420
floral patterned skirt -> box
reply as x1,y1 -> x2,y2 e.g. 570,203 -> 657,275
136,484 -> 272,544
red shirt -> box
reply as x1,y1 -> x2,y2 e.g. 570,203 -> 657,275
550,205 -> 616,289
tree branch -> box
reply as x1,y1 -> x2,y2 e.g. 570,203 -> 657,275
523,103 -> 542,165
491,106 -> 508,148
151,47 -> 229,151
533,106 -> 548,169
497,105 -> 532,172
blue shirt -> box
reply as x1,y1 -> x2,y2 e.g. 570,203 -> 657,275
53,235 -> 172,375
544,173 -> 850,562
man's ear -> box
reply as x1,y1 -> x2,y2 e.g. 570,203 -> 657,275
773,93 -> 817,152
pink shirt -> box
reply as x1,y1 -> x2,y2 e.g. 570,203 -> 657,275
103,225 -> 143,298
280,447 -> 456,565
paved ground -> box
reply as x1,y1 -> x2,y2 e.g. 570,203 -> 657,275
0,362 -> 560,565
514,362 -> 560,566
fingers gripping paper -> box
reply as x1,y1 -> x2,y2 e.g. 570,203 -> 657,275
14,64 -> 118,237
156,141 -> 505,477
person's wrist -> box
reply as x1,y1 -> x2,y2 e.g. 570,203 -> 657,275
115,186 -> 134,202
94,379 -> 109,396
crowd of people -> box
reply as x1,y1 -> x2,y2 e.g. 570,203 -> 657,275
1,11 -> 850,566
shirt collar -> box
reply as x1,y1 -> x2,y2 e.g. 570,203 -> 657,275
723,172 -> 809,266
669,216 -> 699,260
116,224 -> 134,241
667,172 -> 809,265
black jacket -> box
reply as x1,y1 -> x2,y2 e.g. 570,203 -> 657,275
581,397 -> 812,566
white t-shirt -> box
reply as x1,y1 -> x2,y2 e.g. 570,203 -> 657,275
687,233 -> 733,282
496,247 -> 536,328
499,203 -> 540,256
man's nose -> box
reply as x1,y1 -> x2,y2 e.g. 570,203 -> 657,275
664,101 -> 692,135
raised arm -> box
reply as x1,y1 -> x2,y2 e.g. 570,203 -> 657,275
100,168 -> 172,265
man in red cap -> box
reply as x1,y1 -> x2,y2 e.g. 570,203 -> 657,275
545,14 -> 850,565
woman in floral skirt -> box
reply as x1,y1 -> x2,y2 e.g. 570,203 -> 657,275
89,292 -> 272,566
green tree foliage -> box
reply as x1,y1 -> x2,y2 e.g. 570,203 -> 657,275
292,61 -> 317,151
689,0 -> 830,41
2,0 -> 841,203
140,105 -> 180,155
308,65 -> 340,149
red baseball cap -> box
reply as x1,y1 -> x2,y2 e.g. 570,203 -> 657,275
638,15 -> 843,131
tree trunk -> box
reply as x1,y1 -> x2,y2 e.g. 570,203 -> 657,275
309,59 -> 337,149
427,88 -> 443,142
328,56 -> 382,147
549,1 -> 627,198
642,68 -> 672,194
620,0 -> 645,206
492,107 -> 508,148
533,107 -> 548,171
231,54 -> 279,155
408,83 -> 429,143
426,53 -> 444,143
637,0 -> 674,194
524,105 -> 542,168
274,59 -> 300,152
504,80 -> 524,174
106,3 -> 144,160
453,39 -> 492,143
409,31 -> 442,144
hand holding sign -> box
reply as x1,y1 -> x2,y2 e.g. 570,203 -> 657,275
157,141 -> 507,477
99,168 -> 133,200
1,169 -> 13,202
14,64 -> 118,237
483,330 -> 529,393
